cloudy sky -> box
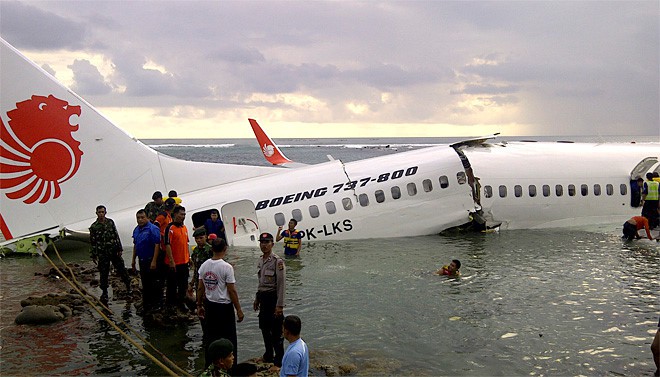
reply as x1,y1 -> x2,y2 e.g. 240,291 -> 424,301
1,1 -> 658,138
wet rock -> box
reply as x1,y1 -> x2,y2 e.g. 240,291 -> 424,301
15,304 -> 71,325
317,364 -> 338,376
338,363 -> 357,375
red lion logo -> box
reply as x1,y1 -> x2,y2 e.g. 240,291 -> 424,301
0,95 -> 83,204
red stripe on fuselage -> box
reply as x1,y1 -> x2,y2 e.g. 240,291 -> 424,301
0,212 -> 14,240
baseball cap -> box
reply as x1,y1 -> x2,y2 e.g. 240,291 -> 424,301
258,232 -> 273,242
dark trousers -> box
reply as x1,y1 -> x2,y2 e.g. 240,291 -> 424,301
642,200 -> 659,229
138,258 -> 158,311
623,222 -> 638,241
98,252 -> 130,291
257,290 -> 284,367
166,263 -> 189,308
202,300 -> 237,368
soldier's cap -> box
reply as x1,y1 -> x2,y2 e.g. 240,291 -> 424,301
208,233 -> 218,241
164,197 -> 176,208
193,228 -> 206,237
259,232 -> 273,242
207,338 -> 233,361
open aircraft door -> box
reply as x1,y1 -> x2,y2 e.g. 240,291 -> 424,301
630,157 -> 658,180
222,200 -> 260,247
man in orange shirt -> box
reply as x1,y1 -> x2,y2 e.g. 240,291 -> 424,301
622,216 -> 654,241
164,205 -> 190,312
153,197 -> 176,308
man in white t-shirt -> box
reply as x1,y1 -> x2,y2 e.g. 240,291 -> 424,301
197,238 -> 244,369
280,315 -> 309,377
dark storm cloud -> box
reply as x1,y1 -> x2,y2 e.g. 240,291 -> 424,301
108,48 -> 212,98
0,1 -> 88,49
206,46 -> 266,64
2,1 -> 657,136
68,59 -> 113,96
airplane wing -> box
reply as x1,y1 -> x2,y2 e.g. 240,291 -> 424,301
449,133 -> 500,149
248,119 -> 308,168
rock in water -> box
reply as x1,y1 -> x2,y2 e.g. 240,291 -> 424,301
14,304 -> 72,325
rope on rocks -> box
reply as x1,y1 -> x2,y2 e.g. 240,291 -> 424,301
49,240 -> 192,377
38,240 -> 192,377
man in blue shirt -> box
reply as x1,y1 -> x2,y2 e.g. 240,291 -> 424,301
204,209 -> 226,241
280,315 -> 309,377
131,209 -> 161,314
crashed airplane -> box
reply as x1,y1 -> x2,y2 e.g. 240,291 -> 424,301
1,38 -> 658,254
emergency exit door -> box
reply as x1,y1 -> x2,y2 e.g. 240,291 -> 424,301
221,200 -> 260,247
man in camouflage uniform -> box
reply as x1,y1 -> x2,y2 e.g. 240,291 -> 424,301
190,227 -> 213,293
144,191 -> 164,222
200,338 -> 234,377
89,205 -> 132,301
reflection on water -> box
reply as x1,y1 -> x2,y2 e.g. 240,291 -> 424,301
1,229 -> 658,375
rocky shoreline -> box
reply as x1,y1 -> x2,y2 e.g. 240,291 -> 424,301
14,263 -> 420,376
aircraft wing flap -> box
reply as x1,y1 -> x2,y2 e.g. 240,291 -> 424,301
450,133 -> 500,149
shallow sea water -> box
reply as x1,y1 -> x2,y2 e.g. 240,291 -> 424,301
1,138 -> 659,376
1,231 -> 659,375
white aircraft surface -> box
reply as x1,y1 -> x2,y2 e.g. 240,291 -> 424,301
1,38 -> 658,253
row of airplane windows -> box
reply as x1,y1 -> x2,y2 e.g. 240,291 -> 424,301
271,171 -> 630,226
482,183 -> 627,199
272,172 -> 468,226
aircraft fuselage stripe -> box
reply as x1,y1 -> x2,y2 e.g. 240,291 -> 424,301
0,212 -> 13,240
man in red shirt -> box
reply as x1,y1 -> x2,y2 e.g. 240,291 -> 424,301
622,216 -> 654,241
164,205 -> 190,312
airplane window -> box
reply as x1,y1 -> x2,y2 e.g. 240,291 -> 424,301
423,179 -> 433,192
439,176 -> 449,189
325,201 -> 337,214
568,184 -> 576,196
606,184 -> 613,195
375,190 -> 386,203
484,185 -> 493,198
556,185 -> 563,196
593,184 -> 601,196
274,213 -> 286,226
391,186 -> 401,199
619,184 -> 627,195
309,205 -> 320,218
359,193 -> 369,207
581,184 -> 588,196
514,185 -> 522,197
457,172 -> 467,185
499,185 -> 507,198
292,209 -> 303,222
528,185 -> 537,197
407,182 -> 418,196
342,197 -> 353,210
542,185 -> 550,197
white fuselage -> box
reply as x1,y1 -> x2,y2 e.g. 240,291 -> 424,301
64,141 -> 659,246
466,141 -> 658,230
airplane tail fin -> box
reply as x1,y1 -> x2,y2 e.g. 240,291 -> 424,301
0,38 -> 273,244
248,119 -> 297,166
